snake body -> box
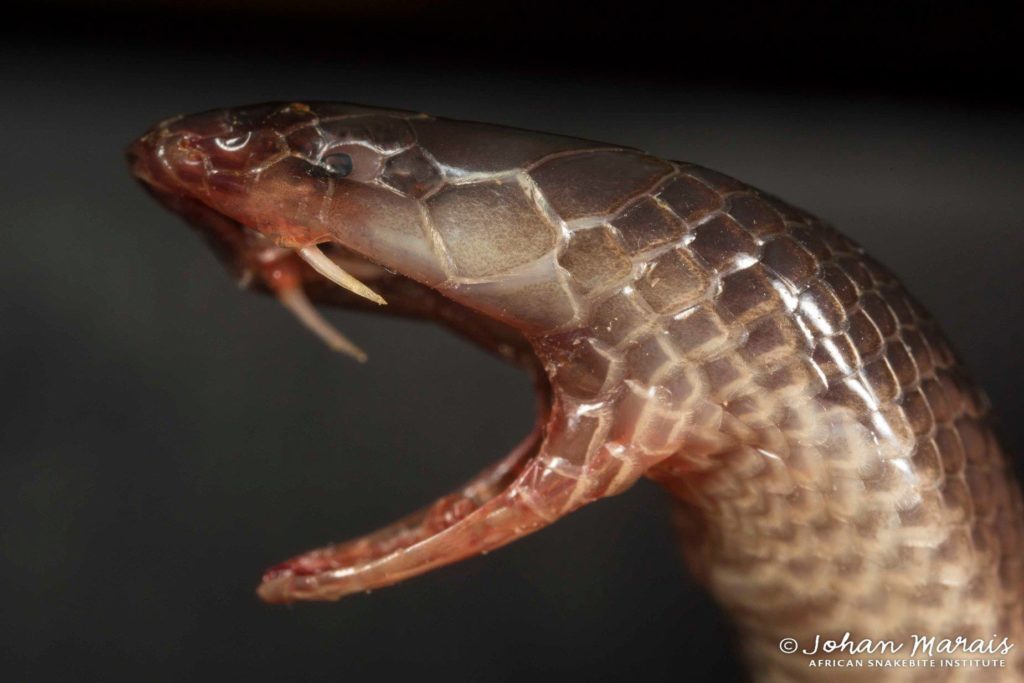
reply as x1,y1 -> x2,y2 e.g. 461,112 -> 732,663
128,103 -> 1024,680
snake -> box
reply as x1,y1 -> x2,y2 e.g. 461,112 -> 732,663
127,102 -> 1024,681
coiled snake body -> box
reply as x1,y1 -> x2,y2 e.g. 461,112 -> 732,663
128,103 -> 1024,681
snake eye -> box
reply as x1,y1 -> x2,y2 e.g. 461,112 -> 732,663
322,152 -> 353,177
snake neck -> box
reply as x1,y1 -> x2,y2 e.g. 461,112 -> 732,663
648,400 -> 1024,681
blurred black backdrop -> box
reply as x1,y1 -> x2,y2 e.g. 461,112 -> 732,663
2,2 -> 1022,681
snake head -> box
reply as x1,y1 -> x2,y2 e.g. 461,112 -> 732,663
126,102 -> 668,604
126,102 -> 448,290
128,101 -> 625,344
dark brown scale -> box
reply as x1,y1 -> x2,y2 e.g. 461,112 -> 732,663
530,151 -> 673,220
612,197 -> 688,254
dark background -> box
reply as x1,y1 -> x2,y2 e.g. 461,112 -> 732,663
2,2 -> 1022,681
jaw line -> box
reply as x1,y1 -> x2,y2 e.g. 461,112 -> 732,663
256,415 -> 547,603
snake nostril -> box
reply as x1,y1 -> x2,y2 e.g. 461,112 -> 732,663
125,135 -> 159,174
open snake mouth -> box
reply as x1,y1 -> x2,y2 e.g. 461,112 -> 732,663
137,179 -> 555,603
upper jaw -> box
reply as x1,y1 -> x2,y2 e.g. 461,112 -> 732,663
127,153 -> 540,372
127,123 -> 541,370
